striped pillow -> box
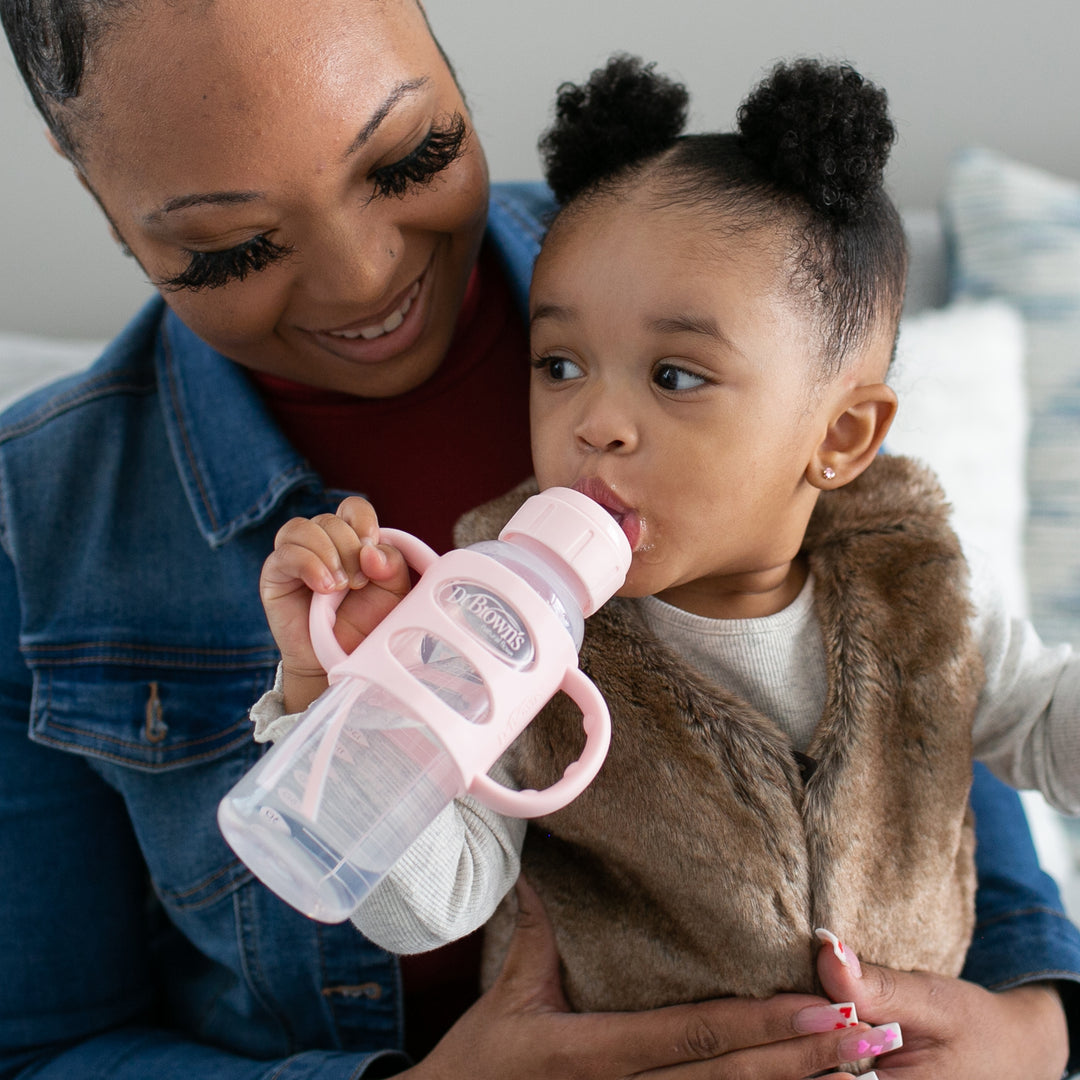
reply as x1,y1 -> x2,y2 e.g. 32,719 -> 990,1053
945,148 -> 1080,648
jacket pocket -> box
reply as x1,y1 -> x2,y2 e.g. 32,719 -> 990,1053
29,664 -> 274,909
30,666 -> 269,770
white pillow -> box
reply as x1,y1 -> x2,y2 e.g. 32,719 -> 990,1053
887,299 -> 1029,617
0,333 -> 104,412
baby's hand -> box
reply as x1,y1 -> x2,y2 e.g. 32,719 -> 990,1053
260,497 -> 412,713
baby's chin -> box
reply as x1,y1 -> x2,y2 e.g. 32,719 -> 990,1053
613,574 -> 667,601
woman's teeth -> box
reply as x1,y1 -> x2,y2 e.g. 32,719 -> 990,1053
329,281 -> 420,340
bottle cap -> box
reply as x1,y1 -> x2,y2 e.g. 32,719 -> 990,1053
499,487 -> 632,616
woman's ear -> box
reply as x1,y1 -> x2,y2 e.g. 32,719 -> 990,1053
47,131 -> 137,259
45,128 -> 93,194
807,382 -> 897,489
45,129 -> 66,158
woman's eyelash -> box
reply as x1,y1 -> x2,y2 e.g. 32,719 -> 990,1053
159,234 -> 294,292
371,113 -> 468,198
154,117 -> 467,291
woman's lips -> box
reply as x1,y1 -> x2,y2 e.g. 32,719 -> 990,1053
307,264 -> 430,364
572,477 -> 643,550
324,281 -> 420,341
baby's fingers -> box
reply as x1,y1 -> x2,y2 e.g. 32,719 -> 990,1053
335,497 -> 412,596
263,512 -> 369,601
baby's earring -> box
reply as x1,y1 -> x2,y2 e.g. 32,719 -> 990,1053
822,466 -> 836,481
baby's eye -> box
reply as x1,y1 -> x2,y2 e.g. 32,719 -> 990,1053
370,113 -> 468,199
158,234 -> 293,292
654,363 -> 707,392
531,355 -> 585,382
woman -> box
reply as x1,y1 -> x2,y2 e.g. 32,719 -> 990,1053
0,2 -> 1076,1077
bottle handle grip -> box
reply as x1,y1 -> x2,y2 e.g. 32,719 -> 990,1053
467,666 -> 612,818
308,527 -> 440,674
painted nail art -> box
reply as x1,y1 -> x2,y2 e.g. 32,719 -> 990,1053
794,1001 -> 860,1033
814,927 -> 863,978
838,1023 -> 903,1060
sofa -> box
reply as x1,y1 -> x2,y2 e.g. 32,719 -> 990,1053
2,147 -> 1080,919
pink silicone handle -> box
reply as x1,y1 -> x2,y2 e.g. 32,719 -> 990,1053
308,527 -> 440,675
466,665 -> 612,818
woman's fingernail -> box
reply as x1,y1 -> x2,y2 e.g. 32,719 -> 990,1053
332,569 -> 350,588
794,1001 -> 860,1032
839,1023 -> 903,1060
854,1073 -> 881,1080
814,928 -> 862,978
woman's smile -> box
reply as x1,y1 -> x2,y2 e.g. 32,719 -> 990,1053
308,264 -> 430,366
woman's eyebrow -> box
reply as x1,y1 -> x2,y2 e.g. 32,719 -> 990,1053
144,190 -> 262,223
343,76 -> 430,160
143,78 -> 432,222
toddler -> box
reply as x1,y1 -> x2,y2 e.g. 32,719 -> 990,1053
254,54 -> 1080,1063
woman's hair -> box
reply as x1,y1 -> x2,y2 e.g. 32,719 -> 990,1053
3,0 -> 455,165
0,0 -> 129,160
539,54 -> 908,372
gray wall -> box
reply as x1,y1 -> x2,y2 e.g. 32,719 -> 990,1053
2,0 -> 1077,340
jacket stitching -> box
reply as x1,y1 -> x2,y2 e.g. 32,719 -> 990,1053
31,727 -> 253,766
161,331 -> 221,532
975,905 -> 1075,928
37,712 -> 251,751
0,377 -> 155,443
27,640 -> 272,654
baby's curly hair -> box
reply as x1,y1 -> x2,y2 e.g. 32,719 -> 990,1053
539,55 -> 908,372
540,54 -> 689,205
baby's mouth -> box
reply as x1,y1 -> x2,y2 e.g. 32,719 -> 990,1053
572,477 -> 642,550
325,281 -> 421,341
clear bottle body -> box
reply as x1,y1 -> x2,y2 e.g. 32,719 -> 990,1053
218,541 -> 583,923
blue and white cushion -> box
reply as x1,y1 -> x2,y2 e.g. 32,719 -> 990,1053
945,148 -> 1080,648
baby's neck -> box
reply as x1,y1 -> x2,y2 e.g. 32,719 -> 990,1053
655,556 -> 808,620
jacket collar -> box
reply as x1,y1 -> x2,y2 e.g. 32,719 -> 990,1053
486,182 -> 551,313
154,183 -> 555,548
157,305 -> 321,548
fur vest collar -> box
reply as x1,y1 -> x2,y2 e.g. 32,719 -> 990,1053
457,456 -> 982,1011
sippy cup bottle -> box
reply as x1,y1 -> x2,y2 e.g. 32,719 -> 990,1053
218,487 -> 631,923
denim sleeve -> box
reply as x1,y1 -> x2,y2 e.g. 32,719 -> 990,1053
0,547 -> 406,1080
962,762 -> 1080,1073
3,1036 -> 406,1080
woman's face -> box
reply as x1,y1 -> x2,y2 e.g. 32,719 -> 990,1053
77,0 -> 489,397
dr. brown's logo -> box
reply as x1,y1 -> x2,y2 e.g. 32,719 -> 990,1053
438,582 -> 533,664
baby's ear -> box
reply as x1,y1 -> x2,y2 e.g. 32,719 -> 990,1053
807,382 -> 897,490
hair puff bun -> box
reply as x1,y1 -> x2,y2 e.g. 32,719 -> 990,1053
540,54 -> 689,205
737,59 -> 895,221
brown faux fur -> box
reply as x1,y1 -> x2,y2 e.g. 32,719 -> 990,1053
456,455 -> 982,1013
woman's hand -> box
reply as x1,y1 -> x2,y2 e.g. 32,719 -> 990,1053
412,879 -> 887,1080
260,496 -> 411,713
814,929 -> 1070,1079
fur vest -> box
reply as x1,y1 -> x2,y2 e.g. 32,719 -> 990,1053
456,455 -> 982,1012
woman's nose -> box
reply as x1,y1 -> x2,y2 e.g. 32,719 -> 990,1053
299,209 -> 404,308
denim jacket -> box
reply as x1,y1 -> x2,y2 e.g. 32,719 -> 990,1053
0,183 -> 1078,1079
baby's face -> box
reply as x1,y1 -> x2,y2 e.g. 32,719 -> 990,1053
528,196 -> 834,619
